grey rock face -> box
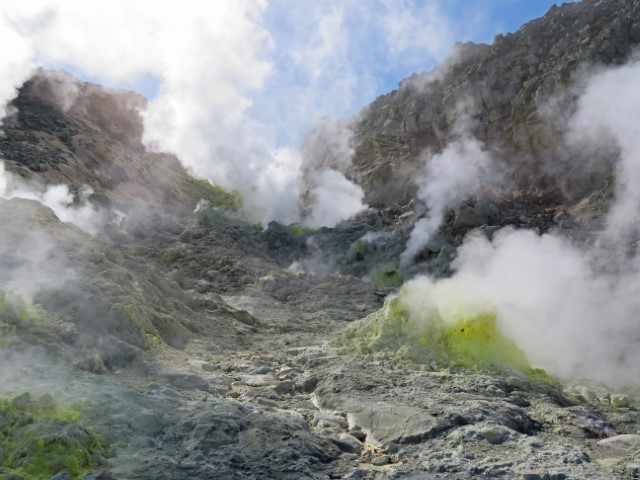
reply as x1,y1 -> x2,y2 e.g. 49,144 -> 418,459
150,401 -> 340,479
352,0 -> 640,208
347,403 -> 440,445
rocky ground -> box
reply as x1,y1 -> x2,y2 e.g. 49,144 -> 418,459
2,189 -> 640,480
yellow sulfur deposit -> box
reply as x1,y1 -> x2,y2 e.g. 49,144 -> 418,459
335,282 -> 544,379
439,311 -> 530,372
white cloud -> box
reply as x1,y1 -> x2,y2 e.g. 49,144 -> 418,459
0,12 -> 35,122
380,0 -> 453,63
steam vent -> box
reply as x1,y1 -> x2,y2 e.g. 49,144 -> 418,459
3,0 -> 640,478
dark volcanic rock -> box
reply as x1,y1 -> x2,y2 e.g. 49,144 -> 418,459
117,400 -> 340,480
0,70 -> 229,217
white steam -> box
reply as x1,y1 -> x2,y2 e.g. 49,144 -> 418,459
403,227 -> 640,386
570,60 -> 640,243
0,221 -> 76,296
0,9 -> 35,123
301,119 -> 365,228
305,169 -> 365,228
0,161 -> 104,234
400,132 -> 498,265
408,231 -> 624,382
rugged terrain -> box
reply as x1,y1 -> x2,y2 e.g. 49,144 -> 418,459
2,1 -> 640,479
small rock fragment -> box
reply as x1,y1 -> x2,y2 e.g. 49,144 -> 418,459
256,397 -> 278,408
274,380 -> 296,394
240,374 -> 276,387
350,428 -> 367,442
159,387 -> 184,398
188,359 -> 215,372
342,468 -> 369,479
162,372 -> 211,392
597,434 -> 640,452
51,472 -> 71,480
296,374 -> 318,393
328,434 -> 364,454
521,474 -> 567,480
371,454 -> 390,466
82,472 -> 115,480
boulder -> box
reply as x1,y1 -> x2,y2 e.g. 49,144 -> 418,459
611,394 -> 632,408
597,434 -> 640,453
424,232 -> 451,253
347,403 -> 439,445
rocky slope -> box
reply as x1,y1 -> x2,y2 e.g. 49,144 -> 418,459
353,0 -> 640,208
2,1 -> 640,480
0,70 -> 234,217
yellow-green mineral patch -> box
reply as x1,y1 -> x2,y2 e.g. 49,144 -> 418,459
181,174 -> 243,212
0,291 -> 45,326
0,291 -> 49,349
370,268 -> 404,287
289,224 -> 309,236
0,393 -> 107,480
335,284 -> 552,382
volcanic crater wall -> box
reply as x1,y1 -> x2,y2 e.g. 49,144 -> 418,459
353,0 -> 640,208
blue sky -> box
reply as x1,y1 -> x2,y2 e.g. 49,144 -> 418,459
67,1 -> 560,113
161,0 -> 559,98
59,0 -> 563,151
258,0 -> 562,142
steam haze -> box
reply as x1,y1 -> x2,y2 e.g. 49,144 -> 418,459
0,161 -> 108,235
570,59 -> 640,244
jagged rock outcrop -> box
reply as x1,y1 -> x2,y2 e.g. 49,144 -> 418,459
0,70 -> 220,216
353,0 -> 640,207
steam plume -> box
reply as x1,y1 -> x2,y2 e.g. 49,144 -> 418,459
0,161 -> 105,235
400,127 -> 499,265
401,57 -> 640,386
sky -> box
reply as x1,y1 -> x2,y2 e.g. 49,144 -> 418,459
70,0 -> 561,151
258,0 -> 561,119
69,1 -> 562,115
